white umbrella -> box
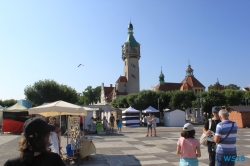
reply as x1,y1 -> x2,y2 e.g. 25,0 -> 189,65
28,100 -> 87,117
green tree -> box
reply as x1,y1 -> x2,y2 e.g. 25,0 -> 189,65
221,89 -> 244,106
126,93 -> 138,107
110,96 -> 129,108
208,84 -> 215,91
94,86 -> 101,103
0,99 -> 17,107
169,90 -> 196,109
200,90 -> 226,115
224,84 -> 240,90
135,90 -> 158,110
24,79 -> 78,106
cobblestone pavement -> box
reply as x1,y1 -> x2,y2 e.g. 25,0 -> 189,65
1,126 -> 250,166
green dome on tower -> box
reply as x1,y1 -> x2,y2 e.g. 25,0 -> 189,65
159,67 -> 165,85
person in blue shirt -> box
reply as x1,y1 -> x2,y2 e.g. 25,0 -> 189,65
214,109 -> 238,166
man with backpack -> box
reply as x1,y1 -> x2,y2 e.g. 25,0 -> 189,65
109,113 -> 115,132
203,106 -> 221,166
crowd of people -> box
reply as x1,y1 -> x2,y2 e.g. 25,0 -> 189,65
176,107 -> 238,166
3,106 -> 238,166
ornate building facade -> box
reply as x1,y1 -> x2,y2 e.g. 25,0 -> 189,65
100,22 -> 140,104
154,63 -> 205,93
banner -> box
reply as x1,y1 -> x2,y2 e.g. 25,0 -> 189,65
68,116 -> 82,149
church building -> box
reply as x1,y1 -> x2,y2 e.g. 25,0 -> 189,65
154,63 -> 205,93
100,22 -> 140,104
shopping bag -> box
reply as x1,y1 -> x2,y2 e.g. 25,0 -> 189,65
200,133 -> 208,147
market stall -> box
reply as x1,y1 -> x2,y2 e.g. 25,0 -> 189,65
122,106 -> 140,127
142,106 -> 160,124
2,103 -> 29,133
28,100 -> 96,162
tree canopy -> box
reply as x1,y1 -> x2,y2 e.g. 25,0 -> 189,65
0,99 -> 17,107
24,79 -> 78,106
77,86 -> 101,105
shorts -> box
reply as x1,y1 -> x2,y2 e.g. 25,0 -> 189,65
179,158 -> 198,166
110,122 -> 114,128
147,124 -> 152,130
152,123 -> 157,128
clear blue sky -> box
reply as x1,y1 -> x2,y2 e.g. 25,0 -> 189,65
0,1 -> 249,100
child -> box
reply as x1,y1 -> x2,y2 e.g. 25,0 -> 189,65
176,123 -> 201,166
116,115 -> 122,132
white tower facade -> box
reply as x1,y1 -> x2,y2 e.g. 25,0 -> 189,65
122,23 -> 140,94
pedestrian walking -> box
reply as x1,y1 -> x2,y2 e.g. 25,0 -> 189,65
203,106 -> 221,166
116,115 -> 122,132
151,114 -> 157,136
146,113 -> 153,137
176,123 -> 201,166
4,117 -> 65,166
214,109 -> 238,166
109,113 -> 115,132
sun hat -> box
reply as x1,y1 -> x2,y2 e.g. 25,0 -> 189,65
212,106 -> 221,113
24,117 -> 55,138
183,123 -> 194,131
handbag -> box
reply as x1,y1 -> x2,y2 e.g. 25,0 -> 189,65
200,119 -> 212,147
212,122 -> 235,151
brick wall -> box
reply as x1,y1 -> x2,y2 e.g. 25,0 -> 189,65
229,111 -> 243,128
229,111 -> 250,128
241,112 -> 250,128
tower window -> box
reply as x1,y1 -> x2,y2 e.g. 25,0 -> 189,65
124,84 -> 126,87
125,61 -> 126,66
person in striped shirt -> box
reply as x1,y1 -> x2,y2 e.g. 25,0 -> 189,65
214,109 -> 238,166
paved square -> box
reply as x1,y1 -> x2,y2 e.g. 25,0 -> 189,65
1,125 -> 249,166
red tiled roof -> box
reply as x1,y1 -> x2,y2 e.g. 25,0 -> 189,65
116,76 -> 127,83
155,83 -> 182,92
180,83 -> 193,90
105,88 -> 115,102
243,87 -> 250,91
214,84 -> 224,91
181,76 -> 205,88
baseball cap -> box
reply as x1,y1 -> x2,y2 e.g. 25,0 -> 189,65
24,117 -> 55,138
183,123 -> 194,131
212,106 -> 221,113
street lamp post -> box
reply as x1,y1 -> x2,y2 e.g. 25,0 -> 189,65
158,98 -> 164,124
197,98 -> 202,122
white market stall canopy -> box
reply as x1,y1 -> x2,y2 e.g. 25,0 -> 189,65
122,106 -> 139,113
4,103 -> 28,112
142,106 -> 159,113
122,106 -> 140,127
28,100 -> 87,117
